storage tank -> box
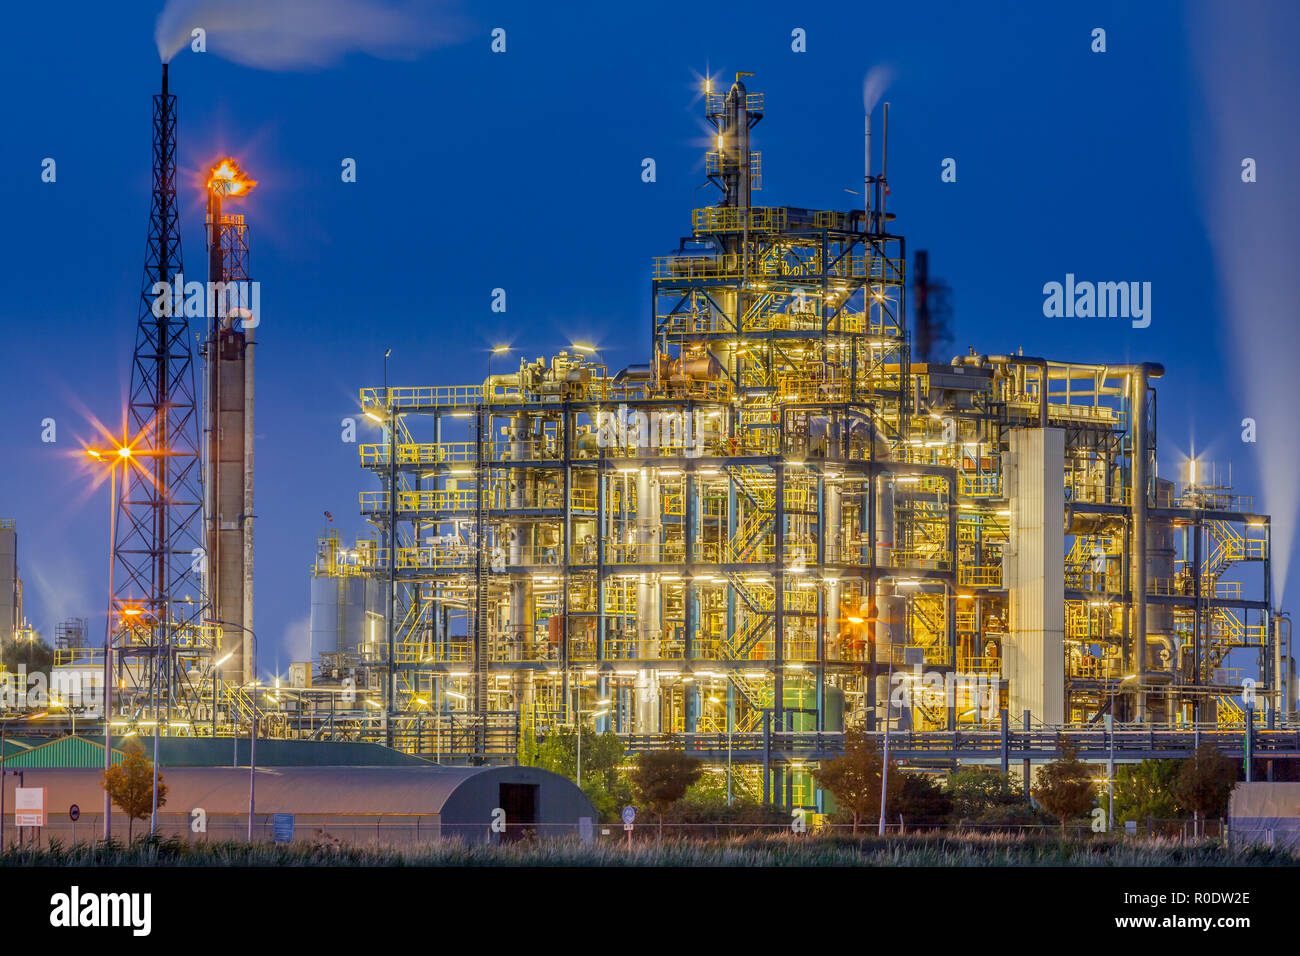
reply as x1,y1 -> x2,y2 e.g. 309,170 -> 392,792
310,572 -> 385,660
309,574 -> 341,658
782,685 -> 844,732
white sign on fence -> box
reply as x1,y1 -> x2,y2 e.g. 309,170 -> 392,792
15,788 -> 46,827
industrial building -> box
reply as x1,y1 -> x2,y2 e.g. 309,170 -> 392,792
1228,782 -> 1300,849
15,68 -> 1291,812
0,520 -> 21,645
282,76 -> 1293,798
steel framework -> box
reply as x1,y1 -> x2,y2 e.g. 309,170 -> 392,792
266,77 -> 1289,801
110,64 -> 209,722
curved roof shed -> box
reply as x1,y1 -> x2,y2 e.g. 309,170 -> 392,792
3,765 -> 595,845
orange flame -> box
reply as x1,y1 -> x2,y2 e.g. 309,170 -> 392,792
207,157 -> 257,198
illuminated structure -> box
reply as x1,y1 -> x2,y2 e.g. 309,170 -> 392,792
0,519 -> 18,645
202,157 -> 258,687
302,76 -> 1290,781
107,63 -> 210,718
35,72 -> 1289,802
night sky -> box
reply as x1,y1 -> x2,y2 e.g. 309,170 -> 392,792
2,0 -> 1295,677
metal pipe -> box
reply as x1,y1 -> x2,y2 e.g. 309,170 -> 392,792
102,460 -> 117,841
986,355 -> 1050,426
864,114 -> 872,228
1132,365 -> 1149,720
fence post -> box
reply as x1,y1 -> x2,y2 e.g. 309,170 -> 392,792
762,709 -> 771,805
999,708 -> 1009,775
1022,709 -> 1031,800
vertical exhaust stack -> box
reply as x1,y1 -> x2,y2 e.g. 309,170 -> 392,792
864,113 -> 872,229
705,73 -> 764,214
203,158 -> 258,688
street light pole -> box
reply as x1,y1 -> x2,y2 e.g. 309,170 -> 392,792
709,696 -> 733,805
879,636 -> 897,837
204,618 -> 258,840
728,719 -> 733,806
87,436 -> 157,841
574,702 -> 610,791
99,454 -> 120,841
1108,673 -> 1137,832
149,618 -> 164,837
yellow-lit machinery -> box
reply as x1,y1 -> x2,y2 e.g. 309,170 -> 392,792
290,77 -> 1286,788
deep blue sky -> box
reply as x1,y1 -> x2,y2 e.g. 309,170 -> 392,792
1,0 -> 1292,675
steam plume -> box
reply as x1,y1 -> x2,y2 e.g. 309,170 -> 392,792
1189,1 -> 1300,605
862,64 -> 894,114
155,0 -> 466,69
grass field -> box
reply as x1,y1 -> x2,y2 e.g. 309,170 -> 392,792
2,833 -> 1294,867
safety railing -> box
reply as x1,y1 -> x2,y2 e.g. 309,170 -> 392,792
691,204 -> 784,234
958,565 -> 1002,588
705,90 -> 765,114
360,385 -> 484,410
958,474 -> 1001,497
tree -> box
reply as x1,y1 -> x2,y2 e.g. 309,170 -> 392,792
517,726 -> 540,767
535,727 -> 630,822
1,636 -> 53,674
1173,743 -> 1237,836
665,775 -> 790,832
102,740 -> 167,842
1032,737 -> 1097,837
891,771 -> 952,827
946,766 -> 1041,827
631,750 -> 702,837
948,766 -> 1013,819
1111,759 -> 1182,824
813,728 -> 894,833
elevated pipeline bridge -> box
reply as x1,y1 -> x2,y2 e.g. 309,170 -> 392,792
621,727 -> 1300,765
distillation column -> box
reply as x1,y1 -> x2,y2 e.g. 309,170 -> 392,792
1002,427 -> 1066,725
507,412 -> 535,720
635,462 -> 662,733
825,481 -> 842,656
717,76 -> 754,213
874,477 -> 909,729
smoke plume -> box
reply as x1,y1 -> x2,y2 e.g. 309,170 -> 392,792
1189,1 -> 1300,605
155,0 -> 467,69
862,64 -> 895,114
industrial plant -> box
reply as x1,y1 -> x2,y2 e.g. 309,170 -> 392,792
9,68 -> 1294,811
306,76 -> 1289,799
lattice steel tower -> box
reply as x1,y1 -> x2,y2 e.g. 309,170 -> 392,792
112,64 -> 205,714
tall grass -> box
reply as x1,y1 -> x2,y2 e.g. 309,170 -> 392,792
3,832 -> 1295,867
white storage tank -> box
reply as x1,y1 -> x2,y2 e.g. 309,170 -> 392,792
310,574 -> 386,660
